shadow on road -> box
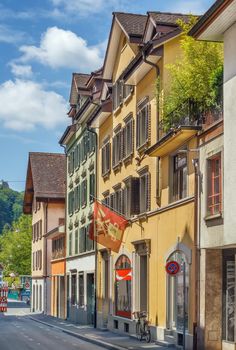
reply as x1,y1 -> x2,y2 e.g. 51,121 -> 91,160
7,300 -> 30,309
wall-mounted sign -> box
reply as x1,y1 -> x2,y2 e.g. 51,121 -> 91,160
166,261 -> 180,276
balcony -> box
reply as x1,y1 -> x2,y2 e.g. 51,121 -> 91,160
148,98 -> 223,158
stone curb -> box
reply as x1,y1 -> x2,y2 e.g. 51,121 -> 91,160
29,316 -> 127,350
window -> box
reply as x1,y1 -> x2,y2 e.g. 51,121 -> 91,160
69,232 -> 72,256
123,116 -> 134,159
79,227 -> 86,253
68,151 -> 74,175
113,188 -> 123,214
39,220 -> 42,239
81,179 -> 87,207
207,154 -> 222,216
136,99 -> 150,149
68,190 -> 74,215
115,255 -> 132,318
88,132 -> 96,154
74,185 -> 80,211
113,80 -> 134,111
123,177 -> 140,217
79,226 -> 94,253
75,230 -> 79,255
172,152 -> 187,202
74,144 -> 80,169
113,80 -> 123,110
89,173 -> 95,202
78,274 -> 84,306
102,140 -> 111,176
112,127 -> 122,168
139,172 -> 151,214
71,274 -> 77,305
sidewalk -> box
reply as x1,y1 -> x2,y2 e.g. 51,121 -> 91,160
29,314 -> 176,350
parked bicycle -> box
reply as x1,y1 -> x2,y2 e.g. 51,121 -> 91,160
133,311 -> 151,343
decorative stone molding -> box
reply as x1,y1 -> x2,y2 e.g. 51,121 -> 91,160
132,239 -> 151,256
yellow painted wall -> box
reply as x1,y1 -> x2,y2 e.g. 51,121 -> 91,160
96,31 -> 197,335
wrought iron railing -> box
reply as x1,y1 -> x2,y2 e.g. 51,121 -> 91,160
159,97 -> 223,139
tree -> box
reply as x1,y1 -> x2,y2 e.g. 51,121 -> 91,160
160,17 -> 223,124
0,185 -> 23,233
0,214 -> 32,277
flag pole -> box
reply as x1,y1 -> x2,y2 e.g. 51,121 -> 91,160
89,195 -> 143,230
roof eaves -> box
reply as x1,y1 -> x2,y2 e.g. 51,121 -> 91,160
189,0 -> 232,37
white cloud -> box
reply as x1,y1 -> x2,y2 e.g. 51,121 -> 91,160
0,79 -> 67,131
18,27 -> 104,72
10,63 -> 33,78
0,24 -> 27,44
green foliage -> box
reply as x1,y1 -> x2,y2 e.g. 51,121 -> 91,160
161,16 -> 223,121
0,214 -> 32,276
0,184 -> 23,233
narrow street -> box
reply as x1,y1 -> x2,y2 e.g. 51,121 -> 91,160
0,301 -> 104,350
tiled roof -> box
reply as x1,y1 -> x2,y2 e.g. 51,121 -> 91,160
69,73 -> 91,105
29,152 -> 66,198
74,73 -> 91,89
148,12 -> 192,25
114,12 -> 148,37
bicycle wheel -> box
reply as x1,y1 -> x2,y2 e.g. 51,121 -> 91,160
136,322 -> 142,341
144,325 -> 151,343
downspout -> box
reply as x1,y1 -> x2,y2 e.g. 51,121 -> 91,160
86,124 -> 98,329
193,157 -> 200,350
142,51 -> 161,205
60,143 -> 67,320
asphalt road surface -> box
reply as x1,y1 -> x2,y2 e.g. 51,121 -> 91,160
0,301 -> 105,350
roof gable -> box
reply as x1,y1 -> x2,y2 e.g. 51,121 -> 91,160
23,152 -> 66,214
103,12 -> 147,80
69,73 -> 91,105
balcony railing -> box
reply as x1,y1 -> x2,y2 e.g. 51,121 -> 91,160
159,97 -> 223,139
52,248 -> 65,260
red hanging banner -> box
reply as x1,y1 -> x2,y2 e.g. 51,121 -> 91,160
89,201 -> 128,253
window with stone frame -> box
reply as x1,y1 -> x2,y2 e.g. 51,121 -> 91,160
101,138 -> 111,176
79,225 -> 93,253
71,274 -> 77,305
74,185 -> 80,212
113,185 -> 123,215
123,177 -> 140,217
74,144 -> 80,169
112,125 -> 123,168
113,80 -> 134,111
81,179 -> 87,208
75,229 -> 79,255
68,190 -> 74,215
89,172 -> 95,203
138,168 -> 151,214
136,98 -> 150,150
68,150 -> 75,175
78,273 -> 84,306
69,232 -> 72,256
102,191 -> 110,208
207,153 -> 222,216
171,152 -> 188,203
123,114 -> 134,160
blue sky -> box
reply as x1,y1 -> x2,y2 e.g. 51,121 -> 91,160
0,0 -> 214,192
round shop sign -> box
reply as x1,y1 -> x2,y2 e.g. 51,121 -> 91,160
25,282 -> 30,290
165,261 -> 180,276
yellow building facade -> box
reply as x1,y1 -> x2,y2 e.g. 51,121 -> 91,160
91,12 -> 199,349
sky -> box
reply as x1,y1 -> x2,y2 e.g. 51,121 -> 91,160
0,0 -> 215,192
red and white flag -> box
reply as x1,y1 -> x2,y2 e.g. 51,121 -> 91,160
89,201 -> 128,253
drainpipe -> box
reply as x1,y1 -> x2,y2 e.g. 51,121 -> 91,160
60,142 -> 67,320
86,124 -> 98,329
193,157 -> 200,350
142,51 -> 161,205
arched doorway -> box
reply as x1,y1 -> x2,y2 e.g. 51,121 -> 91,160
115,254 -> 132,318
166,250 -> 189,332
